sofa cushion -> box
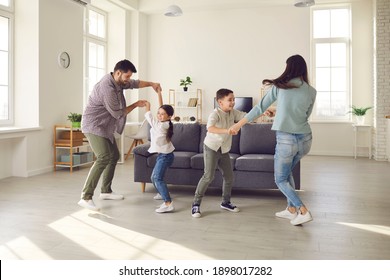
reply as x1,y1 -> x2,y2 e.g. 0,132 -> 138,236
133,143 -> 151,157
199,125 -> 207,153
191,153 -> 240,170
199,124 -> 240,154
235,154 -> 274,172
171,123 -> 201,153
146,151 -> 197,169
239,123 -> 276,155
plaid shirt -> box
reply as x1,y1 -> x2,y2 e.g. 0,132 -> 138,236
81,73 -> 140,143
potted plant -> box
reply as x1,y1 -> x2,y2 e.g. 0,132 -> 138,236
179,76 -> 192,91
67,112 -> 82,128
347,105 -> 372,125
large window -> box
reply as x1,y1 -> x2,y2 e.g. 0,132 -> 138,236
84,7 -> 106,104
0,0 -> 12,125
311,6 -> 351,121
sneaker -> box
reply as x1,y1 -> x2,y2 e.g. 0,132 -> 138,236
220,201 -> 240,213
155,202 -> 174,213
191,204 -> 201,218
78,199 -> 100,211
99,192 -> 124,200
275,208 -> 298,220
291,211 -> 313,226
153,193 -> 163,200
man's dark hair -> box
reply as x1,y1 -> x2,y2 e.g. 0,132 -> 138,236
114,59 -> 137,73
216,88 -> 233,100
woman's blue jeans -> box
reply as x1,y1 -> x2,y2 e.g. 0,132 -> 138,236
274,131 -> 312,209
151,152 -> 174,202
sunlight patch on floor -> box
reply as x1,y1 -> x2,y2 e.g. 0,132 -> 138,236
48,209 -> 213,260
0,236 -> 53,260
337,222 -> 390,236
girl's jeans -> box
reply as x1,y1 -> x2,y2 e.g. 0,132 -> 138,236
193,145 -> 234,205
151,152 -> 174,202
274,131 -> 312,209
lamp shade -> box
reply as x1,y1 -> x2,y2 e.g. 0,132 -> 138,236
294,0 -> 315,7
164,5 -> 183,17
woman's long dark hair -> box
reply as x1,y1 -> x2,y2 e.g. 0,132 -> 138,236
262,54 -> 310,89
160,104 -> 174,141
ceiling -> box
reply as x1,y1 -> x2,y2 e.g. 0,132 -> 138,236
137,0 -> 357,14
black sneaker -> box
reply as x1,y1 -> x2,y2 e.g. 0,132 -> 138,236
191,204 -> 201,218
220,201 -> 240,212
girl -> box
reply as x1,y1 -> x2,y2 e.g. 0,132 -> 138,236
144,91 -> 175,213
231,54 -> 317,226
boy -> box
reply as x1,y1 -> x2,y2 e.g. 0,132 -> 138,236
191,88 -> 247,218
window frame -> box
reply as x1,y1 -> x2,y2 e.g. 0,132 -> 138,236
310,5 -> 352,122
84,6 -> 107,107
0,4 -> 14,126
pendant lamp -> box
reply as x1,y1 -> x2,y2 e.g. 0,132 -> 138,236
294,0 -> 315,7
164,5 -> 183,17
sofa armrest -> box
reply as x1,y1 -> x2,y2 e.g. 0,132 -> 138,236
133,143 -> 151,157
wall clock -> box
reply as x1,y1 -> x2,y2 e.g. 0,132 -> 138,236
58,51 -> 70,68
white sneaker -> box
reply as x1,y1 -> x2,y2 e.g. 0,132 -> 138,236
155,202 -> 175,213
78,199 -> 100,211
291,211 -> 313,226
99,192 -> 124,200
153,193 -> 163,200
275,208 -> 298,220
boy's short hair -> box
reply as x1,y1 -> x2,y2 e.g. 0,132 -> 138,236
216,88 -> 233,100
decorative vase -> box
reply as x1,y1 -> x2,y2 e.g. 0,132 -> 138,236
355,116 -> 365,125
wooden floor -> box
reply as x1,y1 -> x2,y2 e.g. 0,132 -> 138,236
0,155 -> 389,260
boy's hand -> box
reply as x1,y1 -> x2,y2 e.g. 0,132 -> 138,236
230,123 -> 241,134
227,128 -> 238,135
264,107 -> 276,117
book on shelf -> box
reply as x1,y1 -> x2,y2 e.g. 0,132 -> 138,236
187,98 -> 198,107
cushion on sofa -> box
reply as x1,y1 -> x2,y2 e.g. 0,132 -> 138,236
199,125 -> 207,153
239,123 -> 276,155
190,153 -> 240,170
146,151 -> 198,169
171,123 -> 201,152
133,143 -> 151,157
235,154 -> 274,172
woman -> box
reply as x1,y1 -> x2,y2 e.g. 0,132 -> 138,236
231,54 -> 316,226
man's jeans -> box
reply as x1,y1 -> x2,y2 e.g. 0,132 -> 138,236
274,131 -> 312,208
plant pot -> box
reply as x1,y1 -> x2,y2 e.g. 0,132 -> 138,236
72,122 -> 81,128
183,87 -> 188,92
355,116 -> 365,125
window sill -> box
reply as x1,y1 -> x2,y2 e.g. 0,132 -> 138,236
0,126 -> 43,135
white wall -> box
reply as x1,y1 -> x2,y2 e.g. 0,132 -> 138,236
146,6 -> 310,115
144,1 -> 373,156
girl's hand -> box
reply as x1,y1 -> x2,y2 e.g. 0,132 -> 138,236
145,101 -> 151,111
136,100 -> 147,107
151,83 -> 162,93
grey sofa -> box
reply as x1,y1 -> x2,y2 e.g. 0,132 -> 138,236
133,122 -> 300,192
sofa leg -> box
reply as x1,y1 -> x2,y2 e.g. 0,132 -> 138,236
141,182 -> 146,192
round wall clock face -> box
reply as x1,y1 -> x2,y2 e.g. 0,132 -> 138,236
58,52 -> 70,68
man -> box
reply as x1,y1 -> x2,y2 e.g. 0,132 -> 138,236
78,59 -> 161,211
